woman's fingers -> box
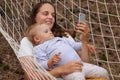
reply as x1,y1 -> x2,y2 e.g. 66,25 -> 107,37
76,22 -> 89,34
60,61 -> 83,75
75,22 -> 90,41
76,27 -> 85,33
69,61 -> 83,71
73,62 -> 83,71
75,26 -> 89,34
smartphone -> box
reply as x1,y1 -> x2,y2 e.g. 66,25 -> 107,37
78,13 -> 86,22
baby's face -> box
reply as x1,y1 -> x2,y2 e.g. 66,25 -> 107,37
35,24 -> 54,43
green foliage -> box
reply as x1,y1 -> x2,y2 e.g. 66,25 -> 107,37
0,57 -> 3,67
58,18 -> 64,22
2,45 -> 10,51
3,65 -> 10,71
99,54 -> 107,61
15,70 -> 24,75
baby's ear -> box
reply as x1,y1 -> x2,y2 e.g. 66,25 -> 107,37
34,36 -> 40,44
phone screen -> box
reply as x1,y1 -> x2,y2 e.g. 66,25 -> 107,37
79,13 -> 86,22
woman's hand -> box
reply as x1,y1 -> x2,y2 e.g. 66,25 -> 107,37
76,22 -> 89,42
76,22 -> 90,62
59,61 -> 83,75
49,61 -> 83,77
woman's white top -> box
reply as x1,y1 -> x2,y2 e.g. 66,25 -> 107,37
18,37 -> 34,57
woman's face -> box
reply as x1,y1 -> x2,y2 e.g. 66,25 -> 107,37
35,3 -> 55,29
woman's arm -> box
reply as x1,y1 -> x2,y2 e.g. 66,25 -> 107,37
80,41 -> 89,62
19,56 -> 83,79
76,22 -> 90,62
77,44 -> 95,62
48,61 -> 83,77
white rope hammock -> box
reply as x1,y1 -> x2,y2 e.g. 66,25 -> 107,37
0,0 -> 120,80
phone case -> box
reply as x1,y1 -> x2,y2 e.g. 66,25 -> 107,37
79,13 -> 86,22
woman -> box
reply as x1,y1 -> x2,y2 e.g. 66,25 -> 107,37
18,1 -> 108,80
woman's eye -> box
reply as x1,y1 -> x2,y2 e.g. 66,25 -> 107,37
44,30 -> 48,33
43,11 -> 48,16
42,11 -> 55,17
52,13 -> 55,17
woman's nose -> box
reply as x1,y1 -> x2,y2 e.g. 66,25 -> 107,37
49,31 -> 53,34
48,14 -> 53,18
50,32 -> 52,34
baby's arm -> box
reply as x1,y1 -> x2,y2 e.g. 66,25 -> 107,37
48,52 -> 61,68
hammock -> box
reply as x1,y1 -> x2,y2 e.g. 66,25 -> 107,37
0,0 -> 120,80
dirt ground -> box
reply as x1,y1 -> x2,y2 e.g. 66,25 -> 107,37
0,33 -> 25,80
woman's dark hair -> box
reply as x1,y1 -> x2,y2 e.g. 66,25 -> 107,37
29,1 -> 75,38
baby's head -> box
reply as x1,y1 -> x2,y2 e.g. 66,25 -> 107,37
26,23 -> 54,45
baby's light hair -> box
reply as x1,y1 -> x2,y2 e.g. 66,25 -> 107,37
26,23 -> 41,45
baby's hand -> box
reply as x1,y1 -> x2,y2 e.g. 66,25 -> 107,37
87,44 -> 96,54
48,52 -> 61,68
52,52 -> 61,63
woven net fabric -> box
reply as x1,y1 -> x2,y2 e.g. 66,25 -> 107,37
0,0 -> 120,80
